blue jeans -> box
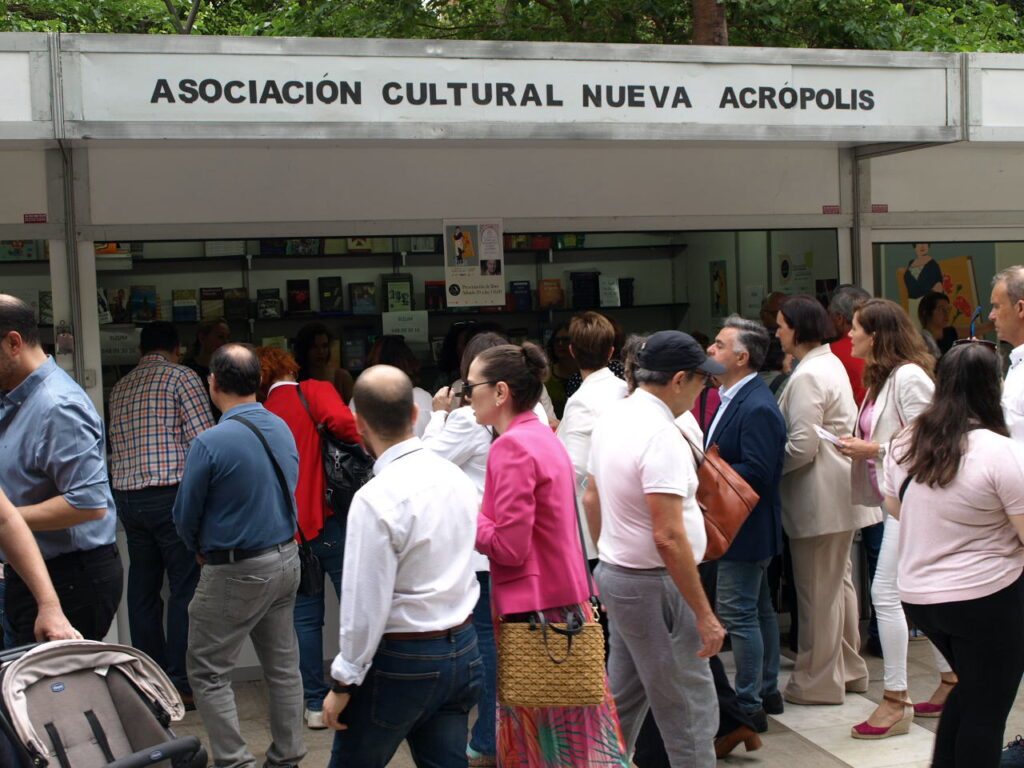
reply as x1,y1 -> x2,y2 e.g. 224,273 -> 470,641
294,514 -> 345,710
469,572 -> 496,757
717,558 -> 781,714
116,486 -> 198,693
329,624 -> 483,768
861,522 -> 884,642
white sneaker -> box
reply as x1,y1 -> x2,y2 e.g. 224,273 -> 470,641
305,708 -> 327,730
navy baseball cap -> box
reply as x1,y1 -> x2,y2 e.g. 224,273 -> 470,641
636,331 -> 726,375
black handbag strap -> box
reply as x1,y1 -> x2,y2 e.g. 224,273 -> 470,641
898,474 -> 913,503
230,413 -> 309,547
294,383 -> 322,432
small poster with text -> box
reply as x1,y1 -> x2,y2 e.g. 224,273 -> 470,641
443,219 -> 505,307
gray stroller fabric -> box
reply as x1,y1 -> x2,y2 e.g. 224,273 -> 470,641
1,640 -> 185,767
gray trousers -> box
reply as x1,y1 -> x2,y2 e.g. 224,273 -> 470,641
596,562 -> 718,768
187,542 -> 305,768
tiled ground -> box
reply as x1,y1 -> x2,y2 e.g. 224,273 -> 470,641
172,639 -> 1024,767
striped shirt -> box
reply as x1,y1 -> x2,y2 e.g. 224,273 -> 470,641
108,353 -> 214,490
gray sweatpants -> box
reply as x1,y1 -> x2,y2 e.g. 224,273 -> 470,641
187,542 -> 305,768
596,562 -> 718,768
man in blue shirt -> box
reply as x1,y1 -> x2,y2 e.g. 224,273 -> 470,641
173,343 -> 305,768
0,294 -> 122,645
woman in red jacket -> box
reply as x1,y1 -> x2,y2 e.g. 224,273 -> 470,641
256,346 -> 361,731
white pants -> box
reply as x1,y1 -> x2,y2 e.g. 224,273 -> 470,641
873,515 -> 952,690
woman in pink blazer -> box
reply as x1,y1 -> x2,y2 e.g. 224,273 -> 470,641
468,342 -> 627,767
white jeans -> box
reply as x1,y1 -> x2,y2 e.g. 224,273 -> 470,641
872,515 -> 952,690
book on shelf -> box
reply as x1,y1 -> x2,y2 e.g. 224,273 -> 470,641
538,278 -> 564,309
129,285 -> 159,323
381,273 -> 414,313
342,337 -> 367,370
37,290 -> 53,325
509,280 -> 532,311
286,279 -> 312,314
260,335 -> 289,351
349,282 -> 377,315
259,239 -> 287,257
204,240 -> 245,258
286,239 -> 322,256
106,287 -> 130,324
318,276 -> 345,314
257,288 -> 283,319
97,289 -> 113,324
424,280 -> 446,311
200,287 -> 225,320
171,288 -> 199,322
599,276 -> 622,308
224,288 -> 249,321
1,240 -> 39,261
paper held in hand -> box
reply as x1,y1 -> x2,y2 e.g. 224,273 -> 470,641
813,424 -> 843,447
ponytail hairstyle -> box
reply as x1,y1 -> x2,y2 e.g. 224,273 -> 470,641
475,342 -> 549,413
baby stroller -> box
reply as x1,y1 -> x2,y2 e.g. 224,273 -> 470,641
0,640 -> 206,767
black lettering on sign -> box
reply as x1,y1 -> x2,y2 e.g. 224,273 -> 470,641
179,79 -> 199,104
383,82 -> 402,105
199,78 -> 222,103
859,90 -> 875,110
225,81 -> 246,104
546,84 -> 564,106
151,79 -> 175,103
758,86 -> 777,109
719,87 -> 739,108
260,80 -> 283,104
495,83 -> 515,106
799,88 -> 816,109
779,87 -> 798,109
407,83 -> 427,105
282,81 -> 304,105
738,87 -> 757,109
627,85 -> 644,107
582,84 -> 601,107
339,81 -> 361,105
449,82 -> 467,106
521,83 -> 542,106
472,83 -> 493,106
671,86 -> 691,108
429,83 -> 447,105
606,86 -> 626,108
316,80 -> 338,104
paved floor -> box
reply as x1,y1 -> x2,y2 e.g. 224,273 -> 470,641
172,639 -> 1024,766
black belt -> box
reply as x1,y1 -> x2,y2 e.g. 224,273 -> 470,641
383,615 -> 473,641
204,539 -> 294,565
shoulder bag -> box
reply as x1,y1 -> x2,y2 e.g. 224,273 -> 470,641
230,414 -> 324,597
496,497 -> 605,708
678,426 -> 760,561
296,384 -> 373,518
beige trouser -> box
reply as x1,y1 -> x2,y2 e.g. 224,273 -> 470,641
784,530 -> 869,705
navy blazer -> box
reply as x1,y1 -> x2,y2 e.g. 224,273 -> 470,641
705,376 -> 787,563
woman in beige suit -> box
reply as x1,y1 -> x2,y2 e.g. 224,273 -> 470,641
776,295 -> 881,705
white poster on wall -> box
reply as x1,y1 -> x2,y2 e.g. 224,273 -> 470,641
381,310 -> 429,351
774,252 -> 815,295
443,219 -> 505,308
100,326 -> 142,365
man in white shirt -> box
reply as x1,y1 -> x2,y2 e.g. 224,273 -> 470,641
990,266 -> 1024,442
322,365 -> 482,767
584,331 -> 727,768
557,311 -> 628,558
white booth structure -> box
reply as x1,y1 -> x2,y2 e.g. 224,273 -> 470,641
2,33 -> 1023,668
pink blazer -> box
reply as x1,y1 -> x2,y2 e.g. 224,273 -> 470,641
476,410 -> 593,616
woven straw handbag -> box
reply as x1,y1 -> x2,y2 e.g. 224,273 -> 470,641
496,498 -> 606,708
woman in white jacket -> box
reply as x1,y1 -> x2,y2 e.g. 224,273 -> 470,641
837,298 -> 953,739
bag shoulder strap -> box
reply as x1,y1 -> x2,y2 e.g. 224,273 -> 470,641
898,474 -> 913,503
230,413 -> 308,546
295,382 -> 322,430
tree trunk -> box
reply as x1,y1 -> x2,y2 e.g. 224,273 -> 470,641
692,0 -> 728,45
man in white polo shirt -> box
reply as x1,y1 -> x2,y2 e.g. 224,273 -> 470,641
990,266 -> 1024,442
584,330 -> 726,768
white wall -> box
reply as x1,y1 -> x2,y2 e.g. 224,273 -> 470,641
0,150 -> 47,224
680,231 -> 738,335
86,144 -> 842,226
871,144 -> 1024,213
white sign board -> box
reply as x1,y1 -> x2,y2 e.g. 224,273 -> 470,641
0,53 -> 33,123
443,219 -> 505,308
74,52 -> 951,130
381,310 -> 429,350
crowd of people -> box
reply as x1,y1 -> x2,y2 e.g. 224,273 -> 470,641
0,265 -> 1023,768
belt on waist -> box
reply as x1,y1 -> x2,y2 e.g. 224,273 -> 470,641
204,539 -> 294,565
383,615 -> 473,641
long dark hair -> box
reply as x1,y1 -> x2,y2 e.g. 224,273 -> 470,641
856,298 -> 935,401
294,321 -> 332,380
897,343 -> 1007,488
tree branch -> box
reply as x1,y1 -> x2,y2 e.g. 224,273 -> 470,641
161,0 -> 187,33
184,0 -> 202,33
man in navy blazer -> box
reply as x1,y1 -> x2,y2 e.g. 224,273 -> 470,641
705,316 -> 787,732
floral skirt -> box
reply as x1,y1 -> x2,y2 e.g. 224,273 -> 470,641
495,603 -> 629,767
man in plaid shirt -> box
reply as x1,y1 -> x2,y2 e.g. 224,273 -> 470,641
108,321 -> 213,703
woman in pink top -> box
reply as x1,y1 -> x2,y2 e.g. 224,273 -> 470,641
882,342 -> 1024,768
468,342 -> 628,767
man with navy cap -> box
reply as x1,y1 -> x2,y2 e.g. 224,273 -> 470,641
584,330 -> 727,768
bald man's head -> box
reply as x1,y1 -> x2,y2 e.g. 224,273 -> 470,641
0,294 -> 40,347
352,365 -> 415,441
209,343 -> 261,396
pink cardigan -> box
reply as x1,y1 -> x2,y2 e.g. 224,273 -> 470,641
476,410 -> 593,616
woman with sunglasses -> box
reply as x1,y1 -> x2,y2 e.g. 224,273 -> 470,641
836,299 -> 955,739
882,342 -> 1024,767
468,342 -> 629,766
422,331 -> 544,768
775,295 -> 878,705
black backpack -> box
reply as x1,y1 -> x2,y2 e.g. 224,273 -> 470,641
296,385 -> 373,516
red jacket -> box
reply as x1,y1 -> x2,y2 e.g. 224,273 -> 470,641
830,335 -> 867,406
264,380 -> 360,541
